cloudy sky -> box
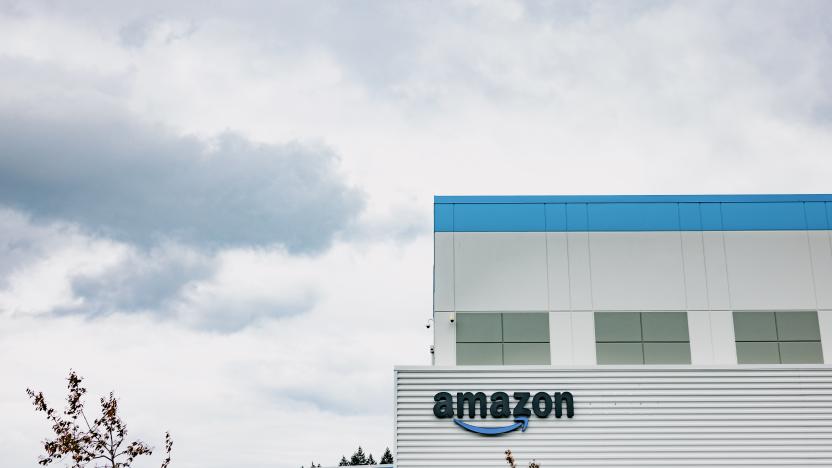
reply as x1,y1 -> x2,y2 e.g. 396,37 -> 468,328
1,1 -> 831,467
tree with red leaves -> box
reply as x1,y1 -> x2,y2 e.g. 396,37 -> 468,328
26,370 -> 173,468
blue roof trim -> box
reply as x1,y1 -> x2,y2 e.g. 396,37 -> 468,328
827,202 -> 832,228
806,202 -> 827,229
720,202 -> 806,230
435,194 -> 832,204
700,203 -> 723,230
678,203 -> 702,230
587,202 -> 680,231
434,204 -> 454,232
454,203 -> 544,232
566,203 -> 588,231
545,204 -> 567,231
434,195 -> 832,232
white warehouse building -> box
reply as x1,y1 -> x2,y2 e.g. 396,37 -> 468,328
394,195 -> 832,467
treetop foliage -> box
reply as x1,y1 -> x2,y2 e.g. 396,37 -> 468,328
379,447 -> 394,465
505,449 -> 541,468
26,370 -> 172,468
337,445 -> 387,465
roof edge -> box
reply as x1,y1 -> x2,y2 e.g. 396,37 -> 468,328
434,194 -> 832,204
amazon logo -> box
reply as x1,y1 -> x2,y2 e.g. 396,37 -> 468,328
433,391 -> 574,436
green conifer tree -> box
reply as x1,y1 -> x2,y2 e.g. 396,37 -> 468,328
350,446 -> 368,465
380,447 -> 394,464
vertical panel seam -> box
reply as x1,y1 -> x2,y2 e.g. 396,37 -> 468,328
699,204 -> 712,311
451,204 -> 456,313
804,203 -> 821,310
565,206 -> 574,312
773,312 -> 783,363
704,310 -> 715,363
719,203 -> 734,311
677,203 -> 690,311
586,203 -> 596,311
564,205 -> 576,361
544,205 -> 552,313
451,205 -> 456,364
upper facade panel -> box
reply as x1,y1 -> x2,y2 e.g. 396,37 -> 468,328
434,195 -> 832,232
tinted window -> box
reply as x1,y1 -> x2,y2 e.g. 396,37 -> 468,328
595,312 -> 691,365
456,313 -> 550,365
734,311 -> 823,364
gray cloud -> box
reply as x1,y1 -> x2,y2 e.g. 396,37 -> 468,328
0,210 -> 57,286
0,109 -> 364,253
0,211 -> 319,331
66,244 -> 214,314
64,253 -> 316,333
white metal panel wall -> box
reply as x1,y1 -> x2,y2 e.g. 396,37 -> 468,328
434,231 -> 832,363
567,232 -> 594,310
546,233 -> 571,311
434,233 -> 455,312
687,312 -> 714,364
702,232 -> 732,309
723,231 -> 816,310
437,231 -> 832,313
453,232 -> 548,311
433,312 -> 455,366
396,366 -> 832,467
680,232 -> 709,310
571,312 -> 597,365
808,232 -> 832,309
710,311 -> 738,364
549,311 -> 573,364
588,232 -> 687,311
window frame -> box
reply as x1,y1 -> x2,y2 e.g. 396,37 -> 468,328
733,311 -> 824,364
594,311 -> 691,365
455,312 -> 550,365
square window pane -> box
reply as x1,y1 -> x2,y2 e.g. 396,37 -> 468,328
736,341 -> 780,364
775,312 -> 821,341
502,313 -> 549,343
456,313 -> 502,342
779,341 -> 823,364
644,342 -> 691,364
503,343 -> 551,365
457,343 -> 503,365
596,342 -> 643,364
595,312 -> 642,342
642,312 -> 689,342
733,312 -> 777,341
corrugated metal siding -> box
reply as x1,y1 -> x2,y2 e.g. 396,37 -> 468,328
395,366 -> 832,467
